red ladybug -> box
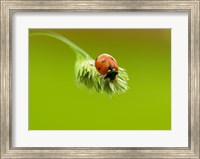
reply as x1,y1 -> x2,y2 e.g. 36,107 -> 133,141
95,54 -> 119,80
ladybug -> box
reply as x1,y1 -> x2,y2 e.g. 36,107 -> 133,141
95,53 -> 119,81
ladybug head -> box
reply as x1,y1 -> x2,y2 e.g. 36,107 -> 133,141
104,66 -> 118,81
104,70 -> 118,81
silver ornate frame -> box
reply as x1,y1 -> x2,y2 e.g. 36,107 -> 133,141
0,0 -> 199,158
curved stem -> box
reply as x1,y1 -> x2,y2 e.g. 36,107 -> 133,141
30,31 -> 92,60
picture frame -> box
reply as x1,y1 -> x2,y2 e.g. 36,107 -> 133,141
0,0 -> 199,158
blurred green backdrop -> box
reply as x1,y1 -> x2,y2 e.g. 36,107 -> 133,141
29,29 -> 171,130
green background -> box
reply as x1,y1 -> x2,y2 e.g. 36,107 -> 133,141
29,29 -> 171,130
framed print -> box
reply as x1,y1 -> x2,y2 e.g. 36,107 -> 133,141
0,0 -> 199,159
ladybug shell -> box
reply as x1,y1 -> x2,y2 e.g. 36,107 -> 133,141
95,54 -> 119,76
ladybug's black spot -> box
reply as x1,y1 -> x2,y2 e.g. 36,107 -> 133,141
101,59 -> 106,63
98,67 -> 101,70
108,65 -> 114,71
111,57 -> 114,61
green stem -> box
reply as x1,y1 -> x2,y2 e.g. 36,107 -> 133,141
30,31 -> 92,60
